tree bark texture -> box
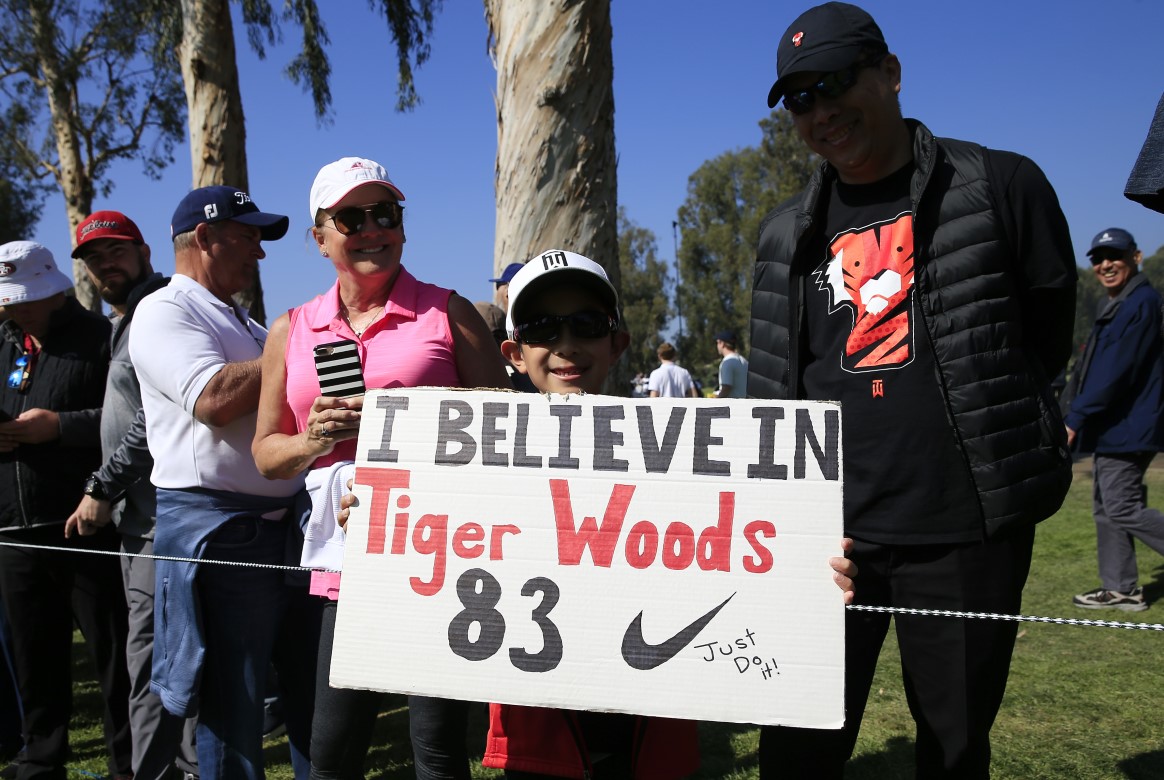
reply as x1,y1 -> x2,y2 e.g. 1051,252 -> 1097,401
178,0 -> 266,324
28,1 -> 99,310
486,0 -> 619,301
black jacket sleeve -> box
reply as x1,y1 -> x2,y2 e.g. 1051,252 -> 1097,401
988,150 -> 1077,379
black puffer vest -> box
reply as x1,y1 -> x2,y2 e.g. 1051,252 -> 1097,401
749,121 -> 1071,538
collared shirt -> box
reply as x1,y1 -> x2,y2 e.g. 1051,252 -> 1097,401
284,266 -> 459,470
130,273 -> 303,496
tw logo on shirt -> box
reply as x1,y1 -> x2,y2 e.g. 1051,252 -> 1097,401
812,212 -> 915,373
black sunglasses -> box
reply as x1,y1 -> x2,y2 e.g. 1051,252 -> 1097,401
1089,250 -> 1131,266
327,202 -> 404,236
513,310 -> 618,345
782,56 -> 883,115
6,354 -> 31,393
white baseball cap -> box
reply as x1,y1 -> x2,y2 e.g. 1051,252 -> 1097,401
505,249 -> 620,338
309,157 -> 406,218
0,241 -> 73,305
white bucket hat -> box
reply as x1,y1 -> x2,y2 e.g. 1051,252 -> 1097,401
0,241 -> 73,305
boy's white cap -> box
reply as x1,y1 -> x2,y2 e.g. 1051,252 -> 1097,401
0,241 -> 73,305
506,249 -> 619,338
309,157 -> 405,218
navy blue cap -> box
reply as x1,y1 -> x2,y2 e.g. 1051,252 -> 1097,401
1087,227 -> 1136,256
715,330 -> 737,343
767,2 -> 888,109
489,262 -> 524,286
170,185 -> 289,241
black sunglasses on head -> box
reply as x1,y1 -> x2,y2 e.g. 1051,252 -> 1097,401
782,56 -> 884,116
513,310 -> 618,345
326,202 -> 404,236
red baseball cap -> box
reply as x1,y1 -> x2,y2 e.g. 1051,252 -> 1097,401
72,210 -> 145,258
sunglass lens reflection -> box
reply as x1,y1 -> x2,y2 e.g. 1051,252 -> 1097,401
332,203 -> 403,235
517,311 -> 613,344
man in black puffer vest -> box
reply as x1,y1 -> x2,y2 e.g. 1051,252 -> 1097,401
750,4 -> 1076,778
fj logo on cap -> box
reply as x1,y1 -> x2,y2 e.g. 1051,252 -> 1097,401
792,31 -> 804,47
0,263 -> 14,277
204,204 -> 219,219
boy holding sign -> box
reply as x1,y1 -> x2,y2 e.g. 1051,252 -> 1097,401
479,250 -> 856,779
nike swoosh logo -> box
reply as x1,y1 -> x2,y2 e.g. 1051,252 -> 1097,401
621,592 -> 736,670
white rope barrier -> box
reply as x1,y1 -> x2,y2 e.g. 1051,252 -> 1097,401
3,539 -> 1161,631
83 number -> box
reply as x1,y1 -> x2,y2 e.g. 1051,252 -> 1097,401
448,568 -> 563,672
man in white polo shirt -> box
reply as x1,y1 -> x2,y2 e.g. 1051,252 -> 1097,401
129,186 -> 316,780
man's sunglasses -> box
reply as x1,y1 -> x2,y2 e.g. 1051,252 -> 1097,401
326,202 -> 404,236
782,56 -> 883,115
1089,250 -> 1131,265
513,310 -> 618,345
6,354 -> 31,392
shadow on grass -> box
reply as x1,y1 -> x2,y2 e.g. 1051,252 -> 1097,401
1119,749 -> 1164,779
692,721 -> 757,778
1139,562 -> 1164,606
847,736 -> 914,778
70,632 -> 112,765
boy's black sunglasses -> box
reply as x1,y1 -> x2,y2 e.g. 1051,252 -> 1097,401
326,202 -> 404,236
513,310 -> 618,345
781,56 -> 884,116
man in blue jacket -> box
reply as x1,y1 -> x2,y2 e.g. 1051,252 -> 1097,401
1066,228 -> 1164,612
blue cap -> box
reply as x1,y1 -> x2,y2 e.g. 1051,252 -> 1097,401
1087,227 -> 1136,256
489,262 -> 524,286
171,185 -> 289,241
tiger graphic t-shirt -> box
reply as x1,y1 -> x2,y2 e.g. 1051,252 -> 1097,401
801,163 -> 981,543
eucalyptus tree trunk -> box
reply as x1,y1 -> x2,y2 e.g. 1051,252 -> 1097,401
177,0 -> 266,324
485,0 -> 619,295
28,1 -> 99,310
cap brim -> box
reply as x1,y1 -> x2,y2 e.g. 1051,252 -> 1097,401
234,212 -> 290,242
511,268 -> 619,326
0,269 -> 74,304
767,44 -> 867,109
320,181 -> 407,212
70,234 -> 140,258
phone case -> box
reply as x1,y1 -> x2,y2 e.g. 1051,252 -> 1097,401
314,339 -> 366,398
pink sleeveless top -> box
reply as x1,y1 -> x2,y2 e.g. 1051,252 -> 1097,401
285,266 -> 461,470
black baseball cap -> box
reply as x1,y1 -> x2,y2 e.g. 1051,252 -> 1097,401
1087,228 -> 1137,256
766,2 -> 888,109
170,185 -> 289,241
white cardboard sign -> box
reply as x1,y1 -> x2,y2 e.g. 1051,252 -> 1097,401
331,388 -> 844,728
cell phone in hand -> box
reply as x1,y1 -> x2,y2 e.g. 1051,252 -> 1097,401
314,339 -> 366,398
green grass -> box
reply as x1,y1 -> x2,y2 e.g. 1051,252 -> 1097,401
61,465 -> 1164,779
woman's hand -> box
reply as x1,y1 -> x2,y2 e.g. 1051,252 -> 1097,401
830,537 -> 857,605
338,478 -> 357,530
305,395 -> 364,453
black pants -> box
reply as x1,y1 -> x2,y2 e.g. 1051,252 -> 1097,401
308,600 -> 470,780
760,526 -> 1035,780
0,525 -> 132,780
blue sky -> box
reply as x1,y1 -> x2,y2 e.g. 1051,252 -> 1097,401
28,0 -> 1164,319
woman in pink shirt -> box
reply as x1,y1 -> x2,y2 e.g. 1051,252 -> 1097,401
253,157 -> 507,779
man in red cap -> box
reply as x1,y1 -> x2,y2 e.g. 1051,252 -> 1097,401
749,2 -> 1076,777
65,212 -> 196,780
